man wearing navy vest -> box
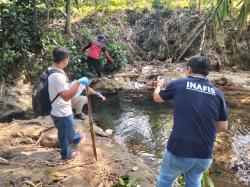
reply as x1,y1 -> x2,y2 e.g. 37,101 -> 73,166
154,55 -> 228,187
80,34 -> 114,77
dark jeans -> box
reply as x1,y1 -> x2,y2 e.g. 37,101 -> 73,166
51,114 -> 82,160
87,57 -> 102,77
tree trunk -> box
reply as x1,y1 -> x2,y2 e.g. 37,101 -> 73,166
45,0 -> 50,28
65,0 -> 72,36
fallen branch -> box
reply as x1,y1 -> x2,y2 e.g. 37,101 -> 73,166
176,28 -> 203,62
24,178 -> 37,187
114,73 -> 140,78
36,126 -> 55,145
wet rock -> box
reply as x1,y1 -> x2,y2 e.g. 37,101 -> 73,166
94,77 -> 132,92
137,151 -> 160,166
75,119 -> 111,137
93,124 -> 110,137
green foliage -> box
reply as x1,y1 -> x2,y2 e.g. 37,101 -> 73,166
0,0 -> 47,83
177,174 -> 185,187
1,0 -> 249,84
104,39 -> 128,73
206,0 -> 250,31
237,0 -> 250,29
0,43 -> 21,83
152,0 -> 172,9
64,38 -> 87,80
112,175 -> 138,187
152,0 -> 165,9
177,170 -> 214,187
202,170 -> 215,187
215,0 -> 232,24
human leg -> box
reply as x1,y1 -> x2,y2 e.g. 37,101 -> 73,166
87,57 -> 96,75
92,59 -> 102,77
185,158 -> 212,187
157,150 -> 179,187
158,150 -> 202,187
51,115 -> 75,159
72,96 -> 88,114
66,114 -> 83,145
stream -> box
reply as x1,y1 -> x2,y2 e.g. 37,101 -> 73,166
91,91 -> 250,186
92,92 -> 172,158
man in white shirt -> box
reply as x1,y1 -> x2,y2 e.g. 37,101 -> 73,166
48,46 -> 90,160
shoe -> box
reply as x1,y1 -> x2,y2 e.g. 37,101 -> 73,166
79,132 -> 84,140
62,151 -> 79,161
68,151 -> 79,160
75,113 -> 87,120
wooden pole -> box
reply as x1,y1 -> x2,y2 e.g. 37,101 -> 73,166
86,86 -> 97,161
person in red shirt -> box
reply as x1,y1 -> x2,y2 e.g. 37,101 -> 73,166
80,34 -> 114,77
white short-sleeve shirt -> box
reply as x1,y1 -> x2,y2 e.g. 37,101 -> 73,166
48,67 -> 73,117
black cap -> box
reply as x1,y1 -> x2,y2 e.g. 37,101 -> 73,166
187,55 -> 211,76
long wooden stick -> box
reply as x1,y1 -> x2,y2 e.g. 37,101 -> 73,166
86,86 -> 97,161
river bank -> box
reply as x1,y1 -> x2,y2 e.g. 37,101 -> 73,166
0,66 -> 250,186
0,116 -> 157,187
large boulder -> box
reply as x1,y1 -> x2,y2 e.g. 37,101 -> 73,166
0,81 -> 32,122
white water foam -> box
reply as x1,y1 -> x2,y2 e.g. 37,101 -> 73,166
230,133 -> 250,185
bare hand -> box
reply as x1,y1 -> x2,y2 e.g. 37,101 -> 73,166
157,76 -> 165,87
101,96 -> 106,101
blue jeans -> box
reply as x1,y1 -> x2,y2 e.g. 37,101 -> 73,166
51,114 -> 82,160
157,150 -> 212,187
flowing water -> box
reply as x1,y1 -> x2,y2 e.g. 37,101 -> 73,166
91,91 -> 250,186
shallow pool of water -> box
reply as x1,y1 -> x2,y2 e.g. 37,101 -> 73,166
91,92 -> 173,157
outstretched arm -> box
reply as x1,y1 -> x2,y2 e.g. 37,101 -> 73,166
153,77 -> 165,103
102,47 -> 113,63
89,87 -> 106,101
104,51 -> 113,63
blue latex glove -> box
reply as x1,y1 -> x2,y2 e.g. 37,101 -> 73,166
96,92 -> 102,98
78,77 -> 90,85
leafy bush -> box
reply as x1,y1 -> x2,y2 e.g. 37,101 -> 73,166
0,43 -> 21,83
103,40 -> 128,74
0,0 -> 47,83
112,175 -> 138,187
177,170 -> 214,187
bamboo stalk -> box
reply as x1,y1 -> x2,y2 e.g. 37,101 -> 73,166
86,86 -> 97,161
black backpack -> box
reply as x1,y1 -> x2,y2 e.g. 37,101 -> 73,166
32,68 -> 63,116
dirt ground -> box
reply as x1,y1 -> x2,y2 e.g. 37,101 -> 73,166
0,117 -> 157,187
